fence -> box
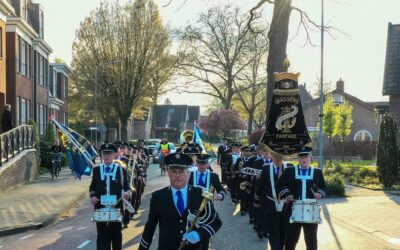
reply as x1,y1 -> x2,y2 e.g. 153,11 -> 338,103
0,125 -> 35,166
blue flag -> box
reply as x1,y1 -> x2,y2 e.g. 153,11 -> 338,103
192,122 -> 206,153
54,120 -> 97,179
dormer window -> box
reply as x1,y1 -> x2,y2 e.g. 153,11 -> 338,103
333,93 -> 344,104
39,10 -> 44,38
21,0 -> 28,21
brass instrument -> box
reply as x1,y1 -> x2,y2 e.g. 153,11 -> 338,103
241,167 -> 262,176
178,186 -> 215,250
180,130 -> 194,143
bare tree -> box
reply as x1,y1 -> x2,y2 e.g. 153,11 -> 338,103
232,29 -> 268,135
71,0 -> 173,140
175,5 -> 259,109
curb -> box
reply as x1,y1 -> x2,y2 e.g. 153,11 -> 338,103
0,189 -> 87,237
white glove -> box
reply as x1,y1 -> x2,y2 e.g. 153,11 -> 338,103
183,231 -> 200,244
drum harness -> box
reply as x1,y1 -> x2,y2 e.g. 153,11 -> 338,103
294,165 -> 315,201
266,162 -> 287,211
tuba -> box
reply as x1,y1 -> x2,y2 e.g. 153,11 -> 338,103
180,130 -> 194,143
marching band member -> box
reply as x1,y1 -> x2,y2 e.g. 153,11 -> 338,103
226,143 -> 242,204
217,139 -> 231,186
237,146 -> 253,216
277,147 -> 327,250
188,153 -> 225,250
89,143 -> 130,250
139,153 -> 222,250
183,146 -> 200,172
254,152 -> 294,250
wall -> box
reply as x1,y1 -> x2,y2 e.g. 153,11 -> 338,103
0,149 -> 38,194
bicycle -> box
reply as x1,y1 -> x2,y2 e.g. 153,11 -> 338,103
49,152 -> 61,180
158,152 -> 168,176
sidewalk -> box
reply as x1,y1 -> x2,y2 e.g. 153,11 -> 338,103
0,168 -> 90,237
322,184 -> 400,247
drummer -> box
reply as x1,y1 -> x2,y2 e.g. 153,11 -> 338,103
89,143 -> 130,250
276,147 -> 327,250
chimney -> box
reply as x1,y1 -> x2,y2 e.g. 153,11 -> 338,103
336,78 -> 344,92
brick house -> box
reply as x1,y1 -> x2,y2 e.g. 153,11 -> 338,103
0,0 -> 14,114
303,79 -> 388,159
5,0 -> 53,135
383,23 -> 400,127
49,63 -> 70,125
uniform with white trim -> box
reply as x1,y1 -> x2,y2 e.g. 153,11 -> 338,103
89,143 -> 130,250
139,153 -> 222,250
276,147 -> 327,250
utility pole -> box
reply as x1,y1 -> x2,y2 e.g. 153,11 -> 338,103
318,0 -> 325,170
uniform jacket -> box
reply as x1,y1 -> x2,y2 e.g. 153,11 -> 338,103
277,165 -> 327,201
254,162 -> 294,213
217,144 -> 229,165
189,171 -> 226,200
139,186 -> 222,250
89,163 -> 130,210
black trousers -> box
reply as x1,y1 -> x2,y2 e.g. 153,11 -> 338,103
134,179 -> 143,211
96,222 -> 122,250
239,187 -> 250,212
285,223 -> 318,250
262,210 -> 287,250
220,166 -> 227,184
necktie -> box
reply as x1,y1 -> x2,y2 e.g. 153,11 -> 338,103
176,190 -> 185,215
301,168 -> 308,176
105,166 -> 111,173
198,173 -> 205,187
275,167 -> 280,176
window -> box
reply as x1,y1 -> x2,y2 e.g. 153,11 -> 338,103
27,100 -> 30,121
52,69 -> 57,97
39,104 -> 44,135
354,130 -> 373,145
39,10 -> 44,39
333,93 -> 344,104
21,0 -> 27,20
0,27 -> 3,59
16,97 -> 20,126
21,98 -> 26,125
20,39 -> 26,76
39,55 -> 43,84
16,36 -> 19,72
64,76 -> 68,99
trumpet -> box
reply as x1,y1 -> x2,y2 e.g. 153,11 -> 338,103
240,167 -> 262,176
178,186 -> 215,250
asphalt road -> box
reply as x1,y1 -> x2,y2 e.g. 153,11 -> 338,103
0,163 -> 398,250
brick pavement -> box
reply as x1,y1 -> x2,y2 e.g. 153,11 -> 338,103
0,168 -> 90,236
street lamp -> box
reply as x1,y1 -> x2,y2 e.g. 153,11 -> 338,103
318,0 -> 325,170
94,60 -> 123,147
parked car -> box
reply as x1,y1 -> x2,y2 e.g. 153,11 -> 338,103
153,142 -> 176,163
145,139 -> 161,156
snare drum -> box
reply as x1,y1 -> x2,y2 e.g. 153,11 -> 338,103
289,201 -> 322,224
91,207 -> 122,222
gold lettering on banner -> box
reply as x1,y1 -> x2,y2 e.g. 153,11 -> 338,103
274,96 -> 299,104
276,134 -> 297,139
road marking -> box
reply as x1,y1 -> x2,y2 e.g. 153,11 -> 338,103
387,238 -> 400,245
77,240 -> 91,248
76,226 -> 88,231
19,234 -> 35,240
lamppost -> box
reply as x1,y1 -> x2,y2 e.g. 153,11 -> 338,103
94,60 -> 122,147
318,0 -> 325,170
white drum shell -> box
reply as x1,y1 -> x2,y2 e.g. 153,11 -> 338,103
91,208 -> 122,222
290,201 -> 322,224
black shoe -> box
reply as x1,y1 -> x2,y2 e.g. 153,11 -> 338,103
240,211 -> 246,216
264,232 -> 269,238
123,224 -> 129,228
257,232 -> 264,240
249,219 -> 254,224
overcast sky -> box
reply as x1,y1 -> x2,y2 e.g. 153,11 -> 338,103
37,0 -> 400,109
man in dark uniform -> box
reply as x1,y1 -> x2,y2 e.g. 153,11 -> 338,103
277,147 -> 327,250
89,143 -> 131,250
225,143 -> 242,204
188,153 -> 225,250
254,152 -> 294,250
217,138 -> 230,185
139,153 -> 222,250
237,146 -> 253,216
184,146 -> 200,172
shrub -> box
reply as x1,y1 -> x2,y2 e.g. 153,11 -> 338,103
325,174 -> 345,197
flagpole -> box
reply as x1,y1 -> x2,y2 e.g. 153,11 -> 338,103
318,0 -> 325,170
53,120 -> 96,168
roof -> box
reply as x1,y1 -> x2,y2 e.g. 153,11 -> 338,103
187,106 -> 200,122
154,105 -> 189,128
299,84 -> 313,105
383,23 -> 400,95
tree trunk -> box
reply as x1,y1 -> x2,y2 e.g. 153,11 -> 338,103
119,117 -> 129,142
341,138 -> 345,162
247,110 -> 255,135
265,0 -> 292,124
